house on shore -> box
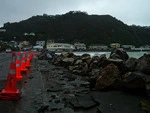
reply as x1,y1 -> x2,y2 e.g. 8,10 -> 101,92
121,45 -> 135,50
19,41 -> 31,50
46,40 -> 75,52
0,29 -> 6,32
110,43 -> 120,49
131,45 -> 150,51
88,44 -> 108,50
36,41 -> 45,47
74,42 -> 86,50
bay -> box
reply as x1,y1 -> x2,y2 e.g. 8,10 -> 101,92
73,51 -> 149,59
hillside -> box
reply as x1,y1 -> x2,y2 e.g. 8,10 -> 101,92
0,11 -> 150,47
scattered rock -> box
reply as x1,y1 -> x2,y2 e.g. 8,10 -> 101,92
140,100 -> 150,111
69,94 -> 99,109
125,57 -> 137,71
136,54 -> 150,74
122,72 -> 145,88
37,105 -> 49,113
96,63 -> 121,89
110,48 -> 129,61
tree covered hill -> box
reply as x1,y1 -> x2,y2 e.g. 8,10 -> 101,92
1,11 -> 150,47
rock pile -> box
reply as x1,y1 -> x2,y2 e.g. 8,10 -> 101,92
40,49 -> 150,96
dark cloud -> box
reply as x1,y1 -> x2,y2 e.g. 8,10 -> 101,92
0,0 -> 150,27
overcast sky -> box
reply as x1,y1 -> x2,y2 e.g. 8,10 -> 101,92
0,0 -> 150,27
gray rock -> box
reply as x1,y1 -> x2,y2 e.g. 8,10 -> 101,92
38,105 -> 49,113
121,72 -> 146,90
96,63 -> 121,89
136,54 -> 150,74
125,57 -> 137,71
76,94 -> 99,109
75,59 -> 83,65
109,48 -> 129,61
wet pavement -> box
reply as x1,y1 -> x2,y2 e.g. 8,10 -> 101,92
0,52 -> 16,113
0,52 -> 11,80
0,53 -> 149,113
0,54 -> 43,113
38,60 -> 148,113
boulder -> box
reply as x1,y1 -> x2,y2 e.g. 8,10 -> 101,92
89,59 -> 100,71
107,59 -> 127,75
125,57 -> 137,71
62,58 -> 75,65
81,62 -> 89,74
120,71 -> 150,95
81,53 -> 91,58
81,54 -> 91,61
71,62 -> 89,76
68,66 -> 74,72
97,55 -> 109,68
109,53 -> 120,60
135,54 -> 150,74
96,63 -> 121,89
109,48 -> 129,61
74,59 -> 82,65
72,69 -> 82,75
121,72 -> 146,93
69,94 -> 99,109
146,83 -> 150,96
89,68 -> 101,77
61,52 -> 74,58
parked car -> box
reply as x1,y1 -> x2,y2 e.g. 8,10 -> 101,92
5,48 -> 12,53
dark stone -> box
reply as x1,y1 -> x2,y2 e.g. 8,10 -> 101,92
28,76 -> 34,79
96,63 -> 121,89
89,77 -> 97,90
121,72 -> 147,94
45,80 -> 63,92
136,54 -> 150,75
110,48 -> 129,61
37,105 -> 49,113
69,97 -> 83,109
49,99 -> 52,102
61,97 -> 67,101
76,94 -> 99,109
97,104 -> 116,113
80,81 -> 90,87
107,59 -> 127,74
81,53 -> 91,58
50,108 -> 58,111
51,94 -> 56,99
55,99 -> 60,103
125,57 -> 137,71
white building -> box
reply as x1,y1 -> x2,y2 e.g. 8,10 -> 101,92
0,29 -> 6,32
36,41 -> 45,47
110,43 -> 120,48
121,45 -> 135,49
89,44 -> 108,50
74,42 -> 86,50
46,42 -> 75,52
24,32 -> 35,36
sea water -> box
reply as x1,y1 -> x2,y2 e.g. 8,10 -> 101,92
73,51 -> 149,59
127,51 -> 148,59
